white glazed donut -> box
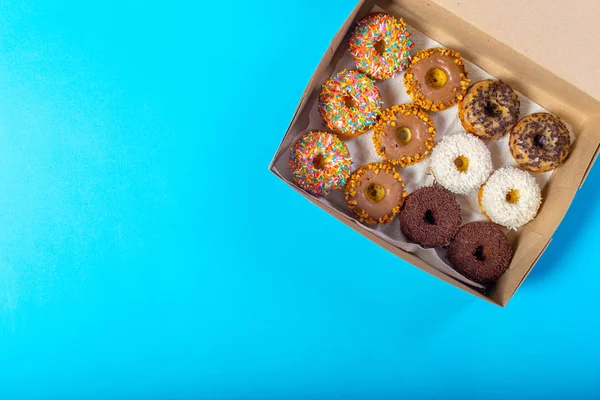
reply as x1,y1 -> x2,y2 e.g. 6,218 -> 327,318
478,167 -> 542,230
429,131 -> 493,195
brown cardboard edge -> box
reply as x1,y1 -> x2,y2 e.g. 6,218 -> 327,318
580,142 -> 600,188
268,0 -> 600,308
500,238 -> 552,307
268,0 -> 374,170
277,176 -> 502,306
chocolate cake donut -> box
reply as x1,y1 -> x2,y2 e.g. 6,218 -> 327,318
404,47 -> 470,111
509,112 -> 571,172
399,186 -> 462,248
458,79 -> 520,140
448,222 -> 513,284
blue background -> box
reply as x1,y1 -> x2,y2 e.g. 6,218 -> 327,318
0,0 -> 598,398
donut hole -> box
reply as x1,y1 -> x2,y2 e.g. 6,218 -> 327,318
505,189 -> 520,204
374,39 -> 386,55
473,245 -> 486,262
423,209 -> 436,225
533,134 -> 548,148
365,183 -> 386,203
343,95 -> 357,109
454,155 -> 469,173
312,154 -> 326,170
484,101 -> 501,118
395,126 -> 412,144
425,68 -> 448,89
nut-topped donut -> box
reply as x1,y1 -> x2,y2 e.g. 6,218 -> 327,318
403,47 -> 470,111
509,112 -> 571,172
344,162 -> 406,225
372,103 -> 436,167
448,222 -> 513,285
458,79 -> 520,140
399,186 -> 462,248
319,70 -> 383,137
348,12 -> 414,80
289,131 -> 352,196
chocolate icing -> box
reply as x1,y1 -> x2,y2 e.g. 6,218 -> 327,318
509,112 -> 571,172
411,52 -> 463,104
355,169 -> 405,220
448,222 -> 512,284
460,80 -> 520,140
381,112 -> 429,160
399,186 -> 462,248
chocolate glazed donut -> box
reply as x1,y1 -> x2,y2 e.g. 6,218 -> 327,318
399,186 -> 462,248
448,222 -> 513,284
458,79 -> 520,140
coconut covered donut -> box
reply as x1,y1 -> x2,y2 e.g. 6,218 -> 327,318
429,132 -> 493,195
458,79 -> 520,140
348,12 -> 414,80
478,167 -> 542,230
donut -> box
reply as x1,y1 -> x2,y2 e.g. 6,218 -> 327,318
458,79 -> 520,140
448,222 -> 513,284
345,162 -> 406,225
478,167 -> 542,230
429,131 -> 493,195
399,186 -> 462,248
372,103 -> 436,167
318,70 -> 383,137
348,13 -> 414,80
509,112 -> 571,172
289,131 -> 352,196
403,47 -> 470,111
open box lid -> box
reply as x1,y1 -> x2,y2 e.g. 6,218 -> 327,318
270,0 -> 600,306
434,0 -> 600,101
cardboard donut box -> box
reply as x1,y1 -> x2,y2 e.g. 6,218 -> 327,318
269,0 -> 600,306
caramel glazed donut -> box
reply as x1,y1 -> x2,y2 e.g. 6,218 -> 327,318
509,112 -> 571,172
404,47 -> 470,111
345,162 -> 406,225
373,103 -> 436,167
458,79 -> 520,140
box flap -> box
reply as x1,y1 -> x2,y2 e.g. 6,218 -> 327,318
433,0 -> 600,101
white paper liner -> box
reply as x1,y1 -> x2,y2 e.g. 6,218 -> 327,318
272,7 -> 574,291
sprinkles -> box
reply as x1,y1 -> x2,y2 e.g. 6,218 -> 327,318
348,12 -> 414,80
289,131 -> 352,196
318,70 -> 382,137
